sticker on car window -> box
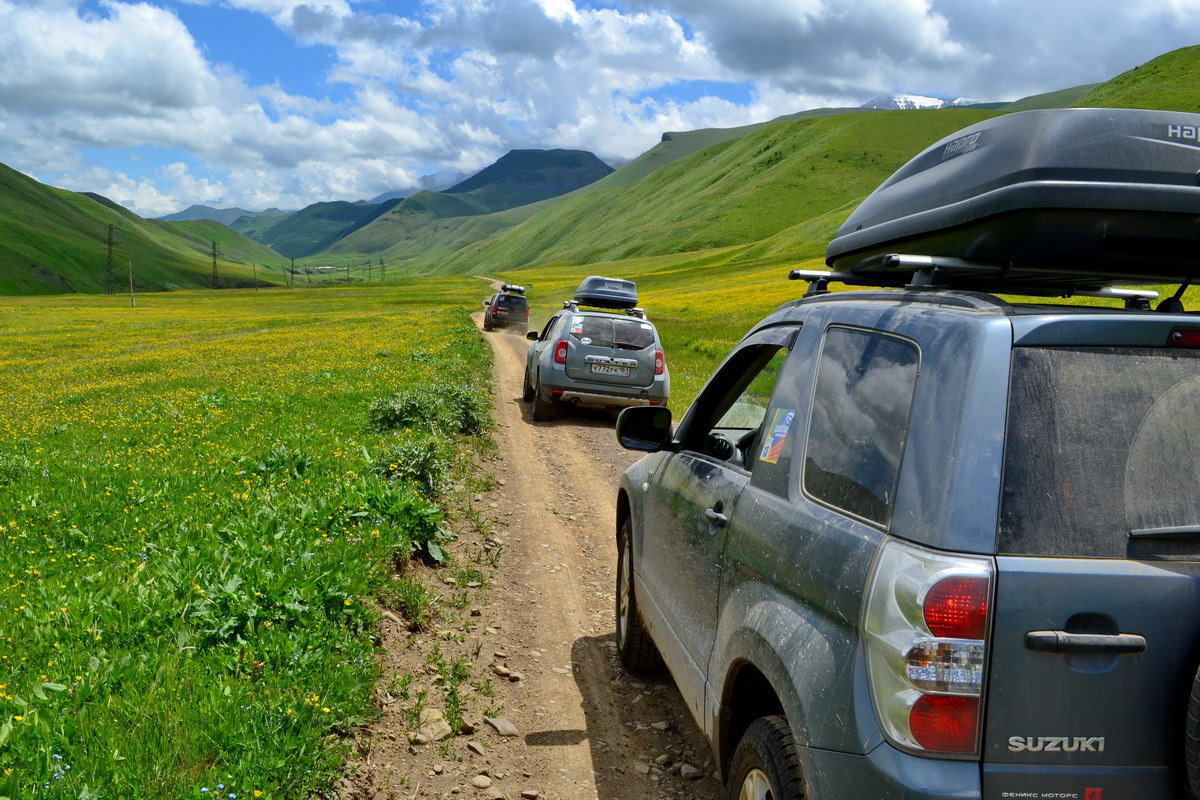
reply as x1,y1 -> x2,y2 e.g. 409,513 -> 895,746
581,337 -> 592,344
570,317 -> 584,334
640,323 -> 652,330
759,408 -> 796,464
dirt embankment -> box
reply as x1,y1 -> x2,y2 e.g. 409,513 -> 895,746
340,317 -> 725,800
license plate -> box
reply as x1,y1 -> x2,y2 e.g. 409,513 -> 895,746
590,363 -> 631,376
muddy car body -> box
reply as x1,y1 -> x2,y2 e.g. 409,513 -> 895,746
613,108 -> 1200,799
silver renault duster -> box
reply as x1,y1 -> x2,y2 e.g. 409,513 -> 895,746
523,277 -> 669,421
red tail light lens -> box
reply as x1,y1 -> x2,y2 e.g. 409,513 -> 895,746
490,306 -> 499,316
923,575 -> 989,639
909,695 -> 980,753
1168,327 -> 1200,348
654,349 -> 665,375
554,339 -> 569,364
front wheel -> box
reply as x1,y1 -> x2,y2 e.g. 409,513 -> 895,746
727,716 -> 806,800
615,518 -> 663,674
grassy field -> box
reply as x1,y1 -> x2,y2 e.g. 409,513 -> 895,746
0,279 -> 491,798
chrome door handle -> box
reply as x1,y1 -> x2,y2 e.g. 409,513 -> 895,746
704,508 -> 728,528
1024,630 -> 1146,655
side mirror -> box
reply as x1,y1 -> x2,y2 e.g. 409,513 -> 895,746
482,299 -> 491,307
526,331 -> 538,341
616,406 -> 673,452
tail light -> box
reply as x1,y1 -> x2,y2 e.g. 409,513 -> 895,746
863,540 -> 993,757
490,305 -> 499,316
554,339 -> 569,365
654,349 -> 665,376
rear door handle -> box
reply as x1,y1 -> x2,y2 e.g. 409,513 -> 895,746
1024,630 -> 1146,655
704,508 -> 728,528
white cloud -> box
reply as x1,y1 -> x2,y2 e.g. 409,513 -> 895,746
0,0 -> 1198,217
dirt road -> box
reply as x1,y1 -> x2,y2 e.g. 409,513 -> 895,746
462,326 -> 725,799
342,320 -> 725,800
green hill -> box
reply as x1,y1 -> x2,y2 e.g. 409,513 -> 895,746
0,163 -> 287,294
322,149 -> 612,259
1001,84 -> 1099,112
251,198 -> 401,258
1071,45 -> 1200,111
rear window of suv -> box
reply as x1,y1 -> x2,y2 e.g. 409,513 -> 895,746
1000,346 -> 1200,558
567,316 -> 655,350
494,294 -> 526,309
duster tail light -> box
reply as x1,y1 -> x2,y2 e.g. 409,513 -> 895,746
554,339 -> 569,364
654,349 -> 665,375
863,540 -> 993,757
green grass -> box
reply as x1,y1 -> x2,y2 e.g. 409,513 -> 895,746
1073,45 -> 1200,111
0,279 -> 492,798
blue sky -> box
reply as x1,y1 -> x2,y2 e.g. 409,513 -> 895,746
1,0 -> 1198,216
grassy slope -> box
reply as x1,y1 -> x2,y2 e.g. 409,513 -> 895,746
0,164 -> 285,294
1001,84 -> 1099,112
255,199 -> 400,259
1071,45 -> 1200,111
325,153 -> 612,259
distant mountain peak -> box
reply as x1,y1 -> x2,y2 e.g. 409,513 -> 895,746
445,149 -> 613,195
860,93 -> 982,110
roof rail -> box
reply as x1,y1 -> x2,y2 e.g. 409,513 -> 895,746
789,254 -> 1161,309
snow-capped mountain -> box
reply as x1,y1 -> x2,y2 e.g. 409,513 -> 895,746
860,93 -> 981,110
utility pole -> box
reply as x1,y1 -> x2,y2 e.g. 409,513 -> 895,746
252,262 -> 259,291
128,261 -> 136,307
211,240 -> 219,289
289,258 -> 295,288
345,264 -> 351,284
102,225 -> 118,294
379,257 -> 385,282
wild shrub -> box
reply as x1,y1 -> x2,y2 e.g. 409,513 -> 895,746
367,382 -> 490,437
372,432 -> 453,497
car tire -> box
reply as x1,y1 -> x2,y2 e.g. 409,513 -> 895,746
1185,664 -> 1200,797
726,716 -> 807,800
615,517 -> 664,675
522,366 -> 535,402
531,383 -> 554,421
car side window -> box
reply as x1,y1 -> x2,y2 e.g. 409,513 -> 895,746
802,325 -> 919,528
539,314 -> 559,341
679,330 -> 797,471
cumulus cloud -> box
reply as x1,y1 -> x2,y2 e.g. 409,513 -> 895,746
0,0 -> 1198,216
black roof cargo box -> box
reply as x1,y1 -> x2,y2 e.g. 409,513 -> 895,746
573,276 -> 638,309
825,108 -> 1200,294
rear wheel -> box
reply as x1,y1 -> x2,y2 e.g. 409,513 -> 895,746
522,366 -> 535,402
615,517 -> 663,674
1185,665 -> 1200,796
531,382 -> 554,421
726,716 -> 806,800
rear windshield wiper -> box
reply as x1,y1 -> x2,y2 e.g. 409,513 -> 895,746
1129,524 -> 1200,539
